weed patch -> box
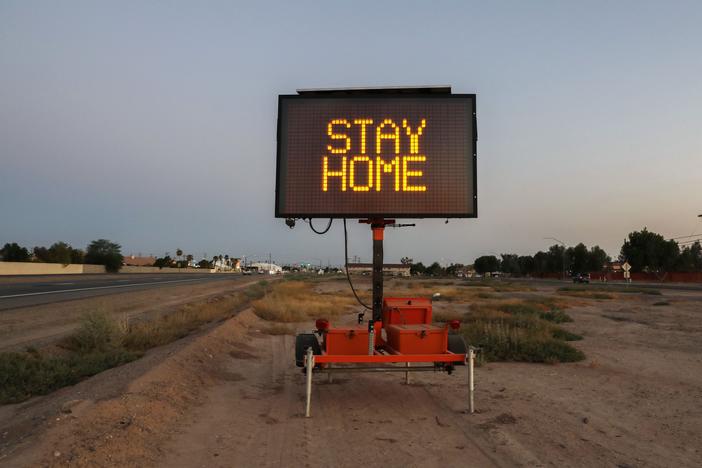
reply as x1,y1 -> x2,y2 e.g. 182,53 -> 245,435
1,282 -> 271,405
0,349 -> 139,404
252,281 -> 355,322
558,289 -> 614,300
459,312 -> 585,363
496,298 -> 573,324
435,302 -> 584,364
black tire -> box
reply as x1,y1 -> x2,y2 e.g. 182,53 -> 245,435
295,334 -> 321,367
447,335 -> 468,365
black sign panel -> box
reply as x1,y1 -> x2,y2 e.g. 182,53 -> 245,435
275,93 -> 476,218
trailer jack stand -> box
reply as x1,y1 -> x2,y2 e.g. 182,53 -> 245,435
303,353 -> 478,418
305,347 -> 314,418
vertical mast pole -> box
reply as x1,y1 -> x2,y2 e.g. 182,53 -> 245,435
371,220 -> 385,322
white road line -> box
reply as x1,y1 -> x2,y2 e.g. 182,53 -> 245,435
0,277 -> 213,299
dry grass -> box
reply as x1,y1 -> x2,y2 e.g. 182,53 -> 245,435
2,281 -> 272,404
252,281 -> 356,322
388,283 -> 480,303
260,324 -> 295,335
123,291 -> 255,350
558,290 -> 614,300
433,309 -> 466,322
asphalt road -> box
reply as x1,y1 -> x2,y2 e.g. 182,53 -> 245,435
0,273 -> 252,311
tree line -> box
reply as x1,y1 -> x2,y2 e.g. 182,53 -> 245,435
1,240 -> 123,272
472,228 -> 702,276
151,252 -> 238,270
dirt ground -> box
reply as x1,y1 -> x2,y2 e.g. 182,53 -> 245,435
1,280 -> 701,467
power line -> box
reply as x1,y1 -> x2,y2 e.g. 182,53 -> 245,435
669,233 -> 701,240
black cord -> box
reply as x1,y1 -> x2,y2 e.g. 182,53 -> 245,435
344,218 -> 372,310
309,218 -> 333,234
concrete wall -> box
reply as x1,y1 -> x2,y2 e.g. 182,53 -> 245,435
0,262 -> 106,275
120,266 -> 215,274
0,262 -> 224,275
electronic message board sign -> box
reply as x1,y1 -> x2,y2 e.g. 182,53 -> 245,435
275,93 -> 476,218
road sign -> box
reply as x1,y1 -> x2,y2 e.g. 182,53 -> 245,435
624,271 -> 631,279
622,262 -> 631,272
275,92 -> 477,219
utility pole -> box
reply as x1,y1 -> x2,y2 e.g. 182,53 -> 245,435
544,237 -> 567,281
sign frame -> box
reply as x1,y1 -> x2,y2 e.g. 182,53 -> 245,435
274,92 -> 477,219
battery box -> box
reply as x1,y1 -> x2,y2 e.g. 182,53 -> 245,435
385,324 -> 448,354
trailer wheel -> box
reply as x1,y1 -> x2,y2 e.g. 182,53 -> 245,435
295,334 -> 321,367
448,335 -> 468,365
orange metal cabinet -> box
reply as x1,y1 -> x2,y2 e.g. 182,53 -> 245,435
382,297 -> 432,325
385,324 -> 447,354
325,324 -> 381,355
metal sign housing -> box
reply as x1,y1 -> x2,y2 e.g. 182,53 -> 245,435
275,91 -> 477,219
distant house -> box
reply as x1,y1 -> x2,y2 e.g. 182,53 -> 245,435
249,262 -> 282,274
213,258 -> 241,272
123,255 -> 157,267
346,263 -> 410,277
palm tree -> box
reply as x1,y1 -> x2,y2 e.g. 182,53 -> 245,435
224,254 -> 230,268
186,254 -> 194,267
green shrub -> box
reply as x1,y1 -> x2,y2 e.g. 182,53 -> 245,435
0,350 -> 139,404
496,300 -> 573,324
64,311 -> 125,353
451,302 -> 584,364
551,328 -> 583,341
2,282 -> 272,405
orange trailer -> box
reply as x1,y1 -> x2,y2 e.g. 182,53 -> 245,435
294,219 -> 474,417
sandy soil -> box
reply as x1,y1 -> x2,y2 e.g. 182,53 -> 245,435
1,282 -> 701,467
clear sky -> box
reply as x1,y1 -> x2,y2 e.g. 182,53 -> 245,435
1,1 -> 701,266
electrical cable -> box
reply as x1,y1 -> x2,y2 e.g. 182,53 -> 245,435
343,218 -> 372,310
309,218 -> 333,235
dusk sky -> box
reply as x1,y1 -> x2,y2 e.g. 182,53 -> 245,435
1,1 -> 701,266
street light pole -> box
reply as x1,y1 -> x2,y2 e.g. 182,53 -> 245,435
544,237 -> 567,281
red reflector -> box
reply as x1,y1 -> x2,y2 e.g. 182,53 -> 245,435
315,319 -> 330,331
449,320 -> 461,330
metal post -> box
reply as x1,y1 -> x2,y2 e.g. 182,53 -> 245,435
405,362 -> 411,385
468,348 -> 475,414
368,220 -> 385,355
305,347 -> 314,418
371,223 -> 384,322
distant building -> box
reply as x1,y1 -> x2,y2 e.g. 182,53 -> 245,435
346,263 -> 410,277
123,255 -> 157,267
249,262 -> 283,274
213,258 -> 241,271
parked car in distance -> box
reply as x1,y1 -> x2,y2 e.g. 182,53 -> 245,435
572,273 -> 590,284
